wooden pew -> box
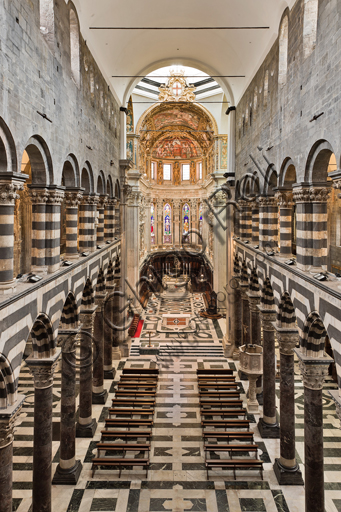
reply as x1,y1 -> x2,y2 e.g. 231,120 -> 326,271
198,384 -> 239,390
200,400 -> 244,409
205,459 -> 263,480
96,442 -> 151,458
203,431 -> 254,443
92,458 -> 149,478
104,418 -> 153,430
122,369 -> 159,376
200,409 -> 247,419
111,399 -> 155,407
201,419 -> 250,430
100,430 -> 152,442
197,369 -> 233,376
108,408 -> 154,418
204,444 -> 259,457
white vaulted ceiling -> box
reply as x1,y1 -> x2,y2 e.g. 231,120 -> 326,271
71,0 -> 296,106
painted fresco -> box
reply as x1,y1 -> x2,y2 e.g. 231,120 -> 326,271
153,109 -> 200,130
152,137 -> 201,159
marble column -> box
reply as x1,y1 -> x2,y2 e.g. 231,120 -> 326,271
247,283 -> 262,400
29,187 -> 49,273
156,199 -> 163,247
0,395 -> 25,512
64,189 -> 83,259
76,307 -> 98,437
92,293 -> 108,404
53,330 -> 82,484
257,308 -> 279,438
46,187 -> 64,273
259,196 -> 278,251
251,201 -> 259,244
173,200 -> 181,247
0,176 -> 26,292
104,198 -> 116,241
273,328 -> 304,485
104,279 -> 117,377
296,350 -> 332,512
240,264 -> 250,347
26,350 -> 61,512
115,200 -> 121,237
276,189 -> 294,256
96,195 -> 108,246
239,200 -> 252,241
212,190 -> 227,294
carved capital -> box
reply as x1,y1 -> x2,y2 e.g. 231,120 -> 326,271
65,190 -> 83,207
98,195 -> 109,208
277,331 -> 298,356
298,361 -> 329,390
259,310 -> 276,331
82,194 -> 99,206
27,352 -> 61,389
47,189 -> 65,205
29,188 -> 49,204
258,196 -> 277,208
80,307 -> 97,330
276,190 -> 294,208
0,396 -> 26,448
293,186 -> 331,204
0,180 -> 24,205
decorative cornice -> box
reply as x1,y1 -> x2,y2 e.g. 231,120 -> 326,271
0,180 -> 24,205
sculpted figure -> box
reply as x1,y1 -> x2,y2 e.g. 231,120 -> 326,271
173,162 -> 180,185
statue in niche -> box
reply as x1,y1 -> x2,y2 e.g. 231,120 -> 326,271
157,161 -> 163,185
190,161 -> 196,184
173,162 -> 180,185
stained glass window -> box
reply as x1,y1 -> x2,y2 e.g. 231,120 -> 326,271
151,204 -> 155,244
164,203 -> 172,243
182,203 -> 190,242
199,203 -> 203,235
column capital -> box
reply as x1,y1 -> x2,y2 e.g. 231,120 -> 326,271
26,349 -> 61,389
65,189 -> 84,207
258,195 -> 278,207
98,195 -> 109,208
328,170 -> 341,196
82,193 -> 99,206
258,307 -> 276,331
79,306 -> 98,329
247,293 -> 260,311
0,178 -> 25,205
47,187 -> 65,205
275,189 -> 294,207
273,325 -> 299,355
0,395 -> 26,448
292,183 -> 331,203
28,186 -> 49,204
295,348 -> 333,390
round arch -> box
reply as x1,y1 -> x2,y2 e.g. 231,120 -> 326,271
305,139 -> 335,183
0,117 -> 17,173
81,161 -> 94,193
61,154 -> 80,188
279,157 -> 297,187
24,135 -> 54,185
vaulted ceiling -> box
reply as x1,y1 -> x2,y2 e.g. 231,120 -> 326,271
72,0 -> 295,106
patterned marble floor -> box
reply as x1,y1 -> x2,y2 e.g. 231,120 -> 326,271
11,293 -> 341,512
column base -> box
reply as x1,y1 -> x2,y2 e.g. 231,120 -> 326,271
76,418 -> 97,438
257,417 -> 280,439
112,347 -> 121,360
52,459 -> 83,485
92,389 -> 108,404
104,368 -> 116,379
273,458 -> 304,485
0,279 -> 17,293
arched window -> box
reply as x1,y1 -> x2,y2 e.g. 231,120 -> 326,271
70,9 -> 80,86
303,0 -> 318,59
40,0 -> 54,49
199,203 -> 203,235
151,204 -> 155,245
264,70 -> 269,106
164,203 -> 172,243
182,203 -> 190,242
279,16 -> 289,86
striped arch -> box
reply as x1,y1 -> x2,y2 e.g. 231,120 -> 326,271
0,354 -> 16,409
81,278 -> 95,308
261,277 -> 275,309
60,292 -> 79,329
96,268 -> 106,294
301,312 -> 327,358
277,292 -> 296,328
114,255 -> 121,276
249,267 -> 260,294
240,260 -> 249,286
29,314 -> 56,359
106,260 -> 115,286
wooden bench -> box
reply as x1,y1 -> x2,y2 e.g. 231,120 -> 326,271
104,418 -> 153,430
205,459 -> 263,480
201,419 -> 250,430
96,442 -> 151,458
111,399 -> 155,407
198,377 -> 236,383
122,369 -> 159,375
200,409 -> 247,418
128,313 -> 141,337
198,384 -> 238,390
204,444 -> 259,457
108,408 -> 154,418
199,392 -> 241,399
100,430 -> 151,442
203,431 -> 254,443
197,369 -> 233,376
120,376 -> 158,383
115,391 -> 156,398
117,383 -> 157,389
200,400 -> 244,409
92,458 -> 149,478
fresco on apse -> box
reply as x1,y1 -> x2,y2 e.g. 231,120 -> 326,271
153,109 -> 201,131
152,137 -> 201,159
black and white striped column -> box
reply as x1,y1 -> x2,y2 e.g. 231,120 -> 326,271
259,196 -> 278,251
64,189 -> 83,259
46,187 -> 64,273
115,200 -> 121,236
104,199 -> 116,241
251,201 -> 259,244
96,196 -> 107,246
276,189 -> 294,255
0,178 -> 25,289
29,187 -> 49,273
240,260 -> 250,346
79,194 -> 98,253
293,184 -> 331,270
239,200 -> 252,241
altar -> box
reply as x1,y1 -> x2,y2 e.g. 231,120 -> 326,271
162,273 -> 191,298
157,313 -> 196,333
